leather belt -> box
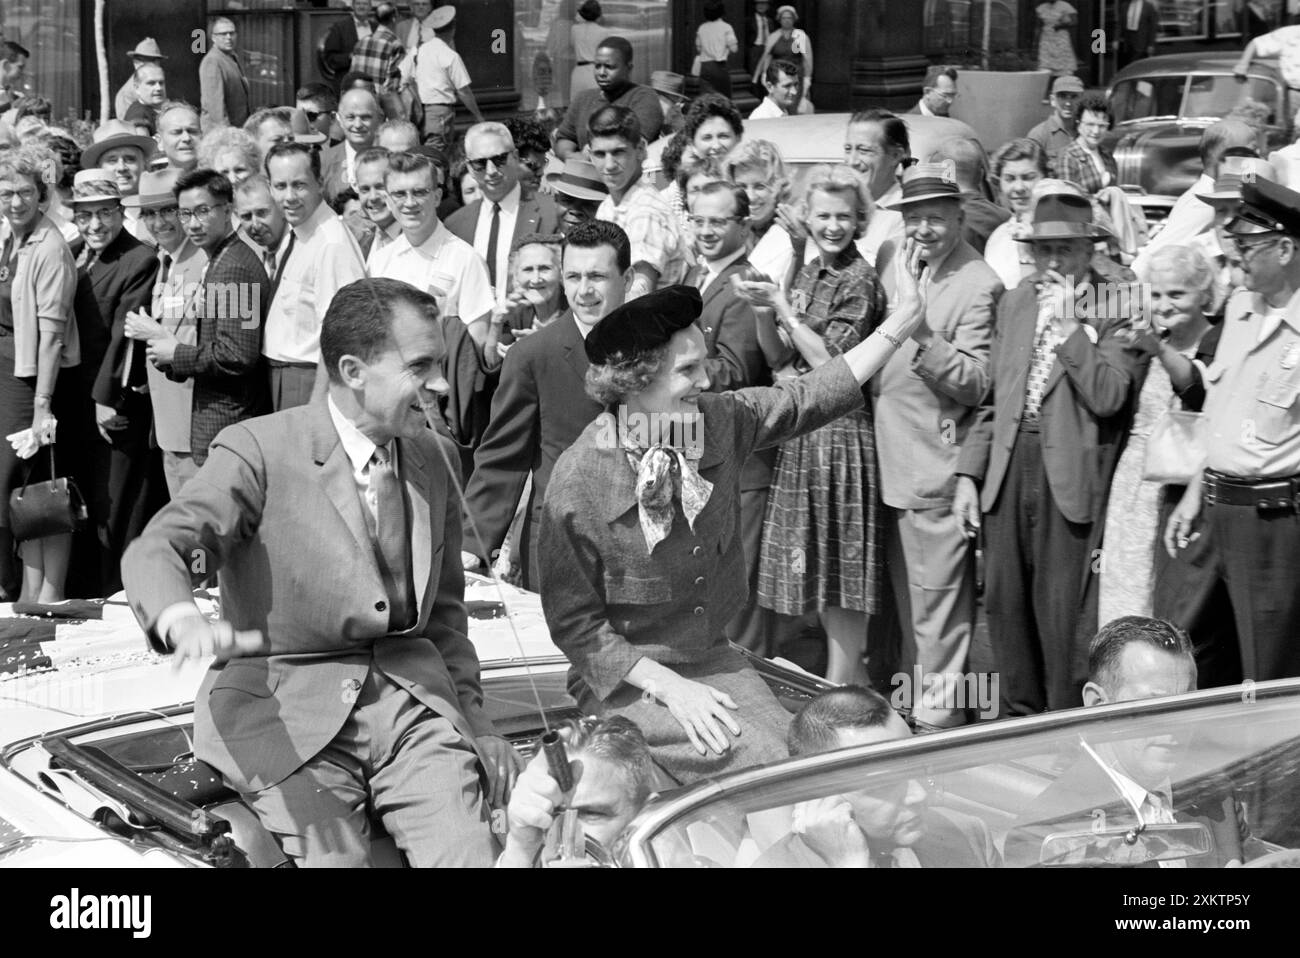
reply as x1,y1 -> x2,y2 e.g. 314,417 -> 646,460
1203,470 -> 1300,512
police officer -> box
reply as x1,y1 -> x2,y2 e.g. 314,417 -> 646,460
1163,177 -> 1300,684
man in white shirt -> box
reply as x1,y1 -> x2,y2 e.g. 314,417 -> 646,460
445,122 -> 560,299
909,66 -> 958,118
370,150 -> 494,346
320,88 -> 380,204
262,142 -> 367,410
352,147 -> 403,263
412,6 -> 484,155
748,58 -> 803,119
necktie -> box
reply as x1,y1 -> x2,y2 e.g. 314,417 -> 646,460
263,248 -> 276,280
757,15 -> 768,46
151,251 -> 172,318
1021,289 -> 1065,425
486,201 -> 501,289
270,230 -> 296,302
369,444 -> 415,632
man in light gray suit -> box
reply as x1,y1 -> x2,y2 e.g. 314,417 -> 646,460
875,162 -> 1000,728
122,278 -> 519,867
445,122 -> 559,300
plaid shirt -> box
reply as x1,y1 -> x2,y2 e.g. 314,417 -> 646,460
350,25 -> 404,92
596,181 -> 687,286
1058,142 -> 1119,197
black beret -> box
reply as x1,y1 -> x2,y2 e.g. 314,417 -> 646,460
1229,178 -> 1300,237
584,285 -> 703,365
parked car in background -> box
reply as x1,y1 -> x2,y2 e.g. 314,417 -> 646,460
1106,53 -> 1291,202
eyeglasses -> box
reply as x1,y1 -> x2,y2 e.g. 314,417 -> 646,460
73,207 -> 121,225
687,215 -> 742,230
0,187 -> 37,202
1232,234 -> 1283,259
177,202 -> 228,222
467,152 -> 511,173
388,187 -> 434,204
141,205 -> 180,222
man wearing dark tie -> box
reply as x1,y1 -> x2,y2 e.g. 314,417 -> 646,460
122,277 -> 518,867
445,122 -> 559,302
746,1 -> 776,88
232,174 -> 289,282
1118,0 -> 1158,69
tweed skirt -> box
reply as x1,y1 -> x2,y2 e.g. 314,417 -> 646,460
570,643 -> 792,785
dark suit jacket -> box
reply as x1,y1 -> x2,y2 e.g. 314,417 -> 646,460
121,397 -> 495,792
199,46 -> 251,131
961,193 -> 1012,255
73,229 -> 160,410
461,312 -> 602,588
437,310 -> 496,482
753,806 -> 1001,868
164,231 -> 269,464
698,257 -> 786,491
443,191 -> 561,260
319,142 -> 353,206
1003,748 -> 1245,868
1119,0 -> 1159,60
321,15 -> 375,81
956,269 -> 1149,525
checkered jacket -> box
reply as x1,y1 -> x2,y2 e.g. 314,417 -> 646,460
1057,142 -> 1120,198
350,25 -> 404,92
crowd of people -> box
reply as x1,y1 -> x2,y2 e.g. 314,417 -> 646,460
2,2 -> 1299,866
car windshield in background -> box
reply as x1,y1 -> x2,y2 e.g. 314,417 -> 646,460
636,686 -> 1300,867
1112,74 -> 1281,125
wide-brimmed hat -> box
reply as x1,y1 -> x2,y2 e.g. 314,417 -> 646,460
287,107 -> 326,145
1196,155 -> 1275,204
81,118 -> 159,168
430,6 -> 456,30
1226,178 -> 1300,237
650,71 -> 688,102
126,38 -> 166,61
70,170 -> 123,205
1016,182 -> 1109,242
884,160 -> 962,209
548,157 -> 608,202
122,168 -> 178,209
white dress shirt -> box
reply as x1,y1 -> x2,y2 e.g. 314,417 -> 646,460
696,20 -> 738,61
473,183 -> 521,300
748,96 -> 786,120
328,394 -> 398,527
701,245 -> 747,291
263,201 -> 368,364
414,37 -> 471,105
368,220 -> 495,325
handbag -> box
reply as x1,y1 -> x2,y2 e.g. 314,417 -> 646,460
1142,405 -> 1205,485
8,445 -> 87,542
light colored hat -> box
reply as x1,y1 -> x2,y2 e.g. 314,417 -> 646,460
775,5 -> 798,20
81,118 -> 159,168
548,157 -> 608,202
650,71 -> 688,101
430,5 -> 456,30
288,107 -> 326,145
126,38 -> 166,61
122,168 -> 178,209
1050,75 -> 1084,95
71,170 -> 123,205
1196,155 -> 1275,204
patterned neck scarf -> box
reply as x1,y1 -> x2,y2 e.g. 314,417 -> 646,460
622,433 -> 713,555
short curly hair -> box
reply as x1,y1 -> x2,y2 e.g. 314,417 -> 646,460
803,163 -> 874,239
723,138 -> 792,207
585,343 -> 671,407
684,93 -> 744,145
0,146 -> 52,204
197,125 -> 261,174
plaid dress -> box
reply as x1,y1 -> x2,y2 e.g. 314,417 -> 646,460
757,244 -> 885,615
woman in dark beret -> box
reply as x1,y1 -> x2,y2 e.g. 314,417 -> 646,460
539,256 -> 928,785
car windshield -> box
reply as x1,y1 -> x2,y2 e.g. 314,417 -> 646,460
635,685 -> 1300,867
1112,74 -> 1280,125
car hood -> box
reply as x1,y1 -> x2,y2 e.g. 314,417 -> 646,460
1106,120 -> 1208,197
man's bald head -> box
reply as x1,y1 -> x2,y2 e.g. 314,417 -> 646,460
337,88 -> 380,150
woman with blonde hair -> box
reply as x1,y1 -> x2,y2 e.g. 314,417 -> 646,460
740,164 -> 897,686
724,138 -> 798,290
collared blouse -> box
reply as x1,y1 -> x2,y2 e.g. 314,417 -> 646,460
6,213 -> 78,377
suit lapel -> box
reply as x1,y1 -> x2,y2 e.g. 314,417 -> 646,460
513,197 -> 543,244
308,400 -> 376,561
557,310 -> 588,384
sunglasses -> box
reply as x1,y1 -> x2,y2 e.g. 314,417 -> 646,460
303,110 -> 325,122
468,152 -> 511,173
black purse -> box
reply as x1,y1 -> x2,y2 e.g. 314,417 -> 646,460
8,445 -> 87,542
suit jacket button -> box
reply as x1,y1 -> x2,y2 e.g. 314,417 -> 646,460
695,576 -> 705,586
376,600 -> 387,612
692,545 -> 703,557
694,606 -> 705,616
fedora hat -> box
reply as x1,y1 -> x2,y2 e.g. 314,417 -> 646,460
287,107 -> 326,145
884,160 -> 962,210
126,38 -> 166,61
650,71 -> 688,102
548,157 -> 608,202
1016,182 -> 1109,242
70,170 -> 123,205
121,168 -> 179,209
81,118 -> 159,169
1197,155 -> 1275,205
